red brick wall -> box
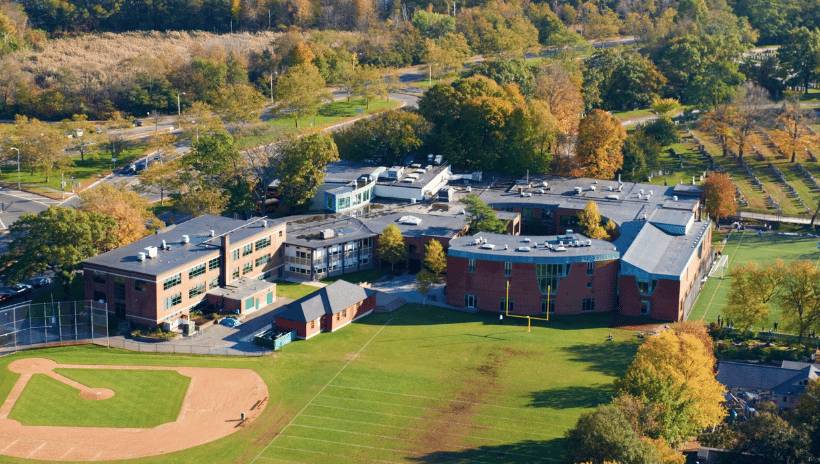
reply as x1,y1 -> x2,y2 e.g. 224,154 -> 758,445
327,294 -> 375,332
618,275 -> 684,322
274,317 -> 308,339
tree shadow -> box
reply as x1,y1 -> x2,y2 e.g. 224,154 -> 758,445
560,339 -> 642,377
408,438 -> 565,464
527,385 -> 614,409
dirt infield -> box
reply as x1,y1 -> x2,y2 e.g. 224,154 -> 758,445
0,358 -> 268,461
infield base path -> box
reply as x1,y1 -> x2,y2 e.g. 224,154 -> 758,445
0,358 -> 268,461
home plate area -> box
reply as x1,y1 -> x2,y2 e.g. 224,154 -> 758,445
0,358 -> 268,461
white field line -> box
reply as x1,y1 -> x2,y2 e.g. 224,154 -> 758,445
315,394 -> 567,424
249,320 -> 393,464
307,404 -> 563,439
290,424 -> 547,459
327,384 -> 558,414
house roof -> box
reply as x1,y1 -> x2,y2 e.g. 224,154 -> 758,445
717,361 -> 820,398
275,280 -> 374,323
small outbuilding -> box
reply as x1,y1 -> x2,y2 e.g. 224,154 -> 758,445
274,280 -> 377,339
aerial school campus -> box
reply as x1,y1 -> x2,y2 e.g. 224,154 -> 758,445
0,163 -> 757,464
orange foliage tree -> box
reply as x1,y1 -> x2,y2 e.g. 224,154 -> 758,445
702,172 -> 736,225
575,109 -> 626,179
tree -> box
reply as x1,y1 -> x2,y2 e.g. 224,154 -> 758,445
78,182 -> 158,247
562,404 -> 662,464
615,330 -> 727,445
12,115 -> 72,183
351,64 -> 386,109
582,48 -> 667,111
378,224 -> 407,271
274,63 -> 330,129
412,10 -> 456,39
778,27 -> 820,94
187,129 -> 242,180
533,61 -> 584,159
416,269 -> 436,306
702,173 -> 736,225
775,260 -> 820,345
334,110 -> 431,166
425,33 -> 471,80
773,97 -> 820,164
725,261 -> 788,334
424,239 -> 447,279
277,132 -> 339,207
575,109 -> 626,179
460,195 -> 508,234
723,411 -> 812,464
725,83 -> 770,160
214,83 -> 265,135
468,59 -> 536,97
577,200 -> 608,240
174,182 -> 229,218
137,159 -> 183,206
0,207 -> 117,294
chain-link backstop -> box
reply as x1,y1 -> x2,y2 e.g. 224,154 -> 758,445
0,300 -> 109,356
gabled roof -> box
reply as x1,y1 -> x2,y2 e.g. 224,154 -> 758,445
717,361 -> 820,398
276,280 -> 374,323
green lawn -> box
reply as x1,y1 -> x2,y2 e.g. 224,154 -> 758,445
320,269 -> 388,285
275,280 -> 321,299
689,231 -> 820,326
8,368 -> 190,428
0,305 -> 639,463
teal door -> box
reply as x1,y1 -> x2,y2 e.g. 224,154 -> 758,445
267,292 -> 273,305
245,297 -> 255,311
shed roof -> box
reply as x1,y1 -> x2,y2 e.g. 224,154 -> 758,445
276,280 -> 374,323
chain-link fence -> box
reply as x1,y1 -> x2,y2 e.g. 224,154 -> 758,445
0,300 -> 109,356
104,338 -> 272,356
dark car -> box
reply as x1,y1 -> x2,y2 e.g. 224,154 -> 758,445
119,164 -> 136,175
30,277 -> 52,288
219,317 -> 242,328
132,119 -> 143,127
10,283 -> 32,295
0,288 -> 14,301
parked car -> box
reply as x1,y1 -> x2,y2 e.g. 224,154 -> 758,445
10,283 -> 32,295
132,119 -> 143,127
119,164 -> 136,175
219,317 -> 242,328
30,277 -> 52,288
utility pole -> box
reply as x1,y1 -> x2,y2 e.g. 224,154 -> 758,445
10,147 -> 19,191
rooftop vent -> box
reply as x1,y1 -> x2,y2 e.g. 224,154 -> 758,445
209,230 -> 215,237
517,246 -> 531,252
618,185 -> 623,192
608,186 -> 613,191
590,185 -> 596,191
542,181 -> 549,188
320,229 -> 335,239
263,220 -> 268,228
161,239 -> 167,249
637,193 -> 642,199
523,238 -> 531,243
586,240 -> 592,246
640,189 -> 644,195
673,195 -> 678,201
574,187 -> 583,194
504,244 -> 509,250
481,243 -> 496,250
181,235 -> 190,244
399,215 -> 422,225
137,252 -> 146,261
144,246 -> 158,258
607,194 -> 619,200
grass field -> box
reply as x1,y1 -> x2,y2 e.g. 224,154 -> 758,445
689,231 -> 820,325
8,369 -> 190,428
275,280 -> 321,299
0,304 -> 639,463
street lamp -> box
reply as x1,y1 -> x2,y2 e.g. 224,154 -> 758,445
10,147 -> 19,192
177,93 -> 185,117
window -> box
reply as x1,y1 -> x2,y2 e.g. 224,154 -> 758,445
163,273 -> 181,290
113,276 -> 126,300
504,262 -> 512,276
189,262 -> 206,279
232,267 -> 239,279
637,281 -> 650,295
586,282 -> 592,288
465,294 -> 477,308
232,249 -> 239,261
189,283 -> 206,298
134,280 -> 147,292
651,279 -> 658,293
587,261 -> 594,276
500,298 -> 514,313
542,298 -> 555,314
163,293 -> 182,310
93,291 -> 106,302
468,259 -> 476,273
310,320 -> 315,329
243,244 -> 253,256
342,309 -> 347,317
208,257 -> 221,271
582,297 -> 595,312
279,230 -> 283,237
209,277 -> 219,289
255,254 -> 270,267
536,263 -> 563,294
336,313 -> 340,321
243,262 -> 253,275
640,300 -> 650,315
93,271 -> 106,284
255,236 -> 271,251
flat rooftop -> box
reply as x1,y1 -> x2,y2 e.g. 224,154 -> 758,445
207,277 -> 276,301
377,163 -> 450,188
84,215 -> 285,278
324,160 -> 380,183
285,216 -> 373,248
448,232 -> 619,264
364,212 -> 470,239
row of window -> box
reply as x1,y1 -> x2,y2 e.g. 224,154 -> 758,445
164,293 -> 181,310
464,294 -> 557,314
468,260 -> 594,281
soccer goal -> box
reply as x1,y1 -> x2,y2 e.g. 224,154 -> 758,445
709,255 -> 729,279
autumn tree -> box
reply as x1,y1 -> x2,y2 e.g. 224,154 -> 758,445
12,115 -> 72,183
773,97 -> 820,164
722,410 -> 812,464
577,200 -> 608,240
774,260 -> 820,345
137,159 -> 183,206
174,183 -> 229,218
214,83 -> 265,135
562,404 -> 663,464
425,33 -> 471,81
702,173 -> 736,225
725,261 -> 788,334
726,83 -> 769,160
461,195 -> 508,234
180,101 -> 223,142
277,132 -> 339,207
575,109 -> 626,179
615,330 -> 727,445
533,61 -> 584,159
0,207 -> 117,294
333,110 -> 431,166
78,182 -> 159,247
582,48 -> 667,111
351,64 -> 386,109
424,239 -> 447,279
378,224 -> 407,271
274,63 -> 330,129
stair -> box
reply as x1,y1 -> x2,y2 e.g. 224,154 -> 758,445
374,295 -> 408,313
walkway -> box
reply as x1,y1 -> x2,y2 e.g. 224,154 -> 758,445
736,211 -> 814,226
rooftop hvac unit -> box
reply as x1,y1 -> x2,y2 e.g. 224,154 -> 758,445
590,185 -> 596,191
673,196 -> 678,201
574,187 -> 583,194
566,229 -> 574,235
137,252 -> 146,261
209,230 -> 215,237
399,215 -> 422,225
554,246 -> 566,252
607,194 -> 619,200
466,186 -> 472,193
263,220 -> 268,228
481,243 -> 496,250
144,246 -> 158,258
427,153 -> 434,162
523,238 -> 531,243
161,239 -> 167,249
320,229 -> 335,239
542,181 -> 549,187
538,189 -> 545,194
517,246 -> 531,252
526,193 -> 532,197
586,240 -> 592,246
618,185 -> 623,192
434,155 -> 443,165
181,235 -> 190,244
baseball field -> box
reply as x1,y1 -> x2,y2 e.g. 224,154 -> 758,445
689,230 -> 820,326
0,304 -> 642,463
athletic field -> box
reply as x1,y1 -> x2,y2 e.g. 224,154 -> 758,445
689,231 -> 820,326
0,304 -> 640,463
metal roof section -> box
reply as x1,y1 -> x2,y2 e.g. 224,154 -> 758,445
276,280 -> 374,322
717,361 -> 820,399
648,209 -> 695,236
363,212 -> 470,239
286,216 -> 373,248
84,215 -> 284,277
620,218 -> 711,281
448,232 -> 619,264
206,277 -> 276,301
